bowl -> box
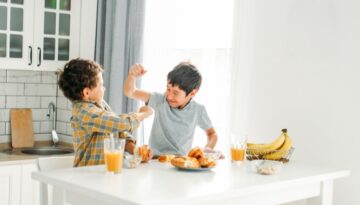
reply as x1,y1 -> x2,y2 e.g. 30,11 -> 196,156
204,149 -> 222,160
250,160 -> 283,175
123,152 -> 141,169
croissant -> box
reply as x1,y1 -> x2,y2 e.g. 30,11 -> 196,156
171,156 -> 200,169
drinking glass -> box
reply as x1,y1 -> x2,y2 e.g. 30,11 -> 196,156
230,134 -> 247,164
104,137 -> 125,174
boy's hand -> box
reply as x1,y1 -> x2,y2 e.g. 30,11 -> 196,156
129,63 -> 147,78
139,105 -> 153,118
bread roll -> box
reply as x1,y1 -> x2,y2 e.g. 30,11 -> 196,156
188,147 -> 204,159
198,157 -> 216,168
158,154 -> 175,163
171,156 -> 200,169
137,145 -> 151,162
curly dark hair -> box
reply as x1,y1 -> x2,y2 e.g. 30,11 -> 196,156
58,58 -> 103,102
167,62 -> 202,96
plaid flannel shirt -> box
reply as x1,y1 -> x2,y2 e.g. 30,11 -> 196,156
71,100 -> 139,167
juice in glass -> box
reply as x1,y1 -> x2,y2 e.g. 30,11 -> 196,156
230,134 -> 247,164
105,151 -> 123,173
231,147 -> 245,161
104,137 -> 125,174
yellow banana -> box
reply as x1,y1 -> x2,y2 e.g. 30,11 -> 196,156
263,132 -> 293,160
247,129 -> 287,155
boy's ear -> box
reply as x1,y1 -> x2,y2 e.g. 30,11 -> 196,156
189,89 -> 198,97
82,87 -> 90,99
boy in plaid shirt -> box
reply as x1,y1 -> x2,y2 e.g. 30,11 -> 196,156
58,59 -> 153,167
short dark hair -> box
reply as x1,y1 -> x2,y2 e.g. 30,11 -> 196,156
58,58 -> 103,102
167,62 -> 202,96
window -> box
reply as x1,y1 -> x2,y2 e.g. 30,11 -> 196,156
143,0 -> 233,151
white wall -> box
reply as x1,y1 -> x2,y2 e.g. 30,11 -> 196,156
232,0 -> 360,204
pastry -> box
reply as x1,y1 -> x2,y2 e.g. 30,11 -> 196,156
137,145 -> 151,162
188,147 -> 204,159
171,156 -> 200,169
158,154 -> 175,163
198,157 -> 216,168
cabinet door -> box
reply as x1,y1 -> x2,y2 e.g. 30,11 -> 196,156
0,0 -> 34,70
33,0 -> 80,71
21,163 -> 40,205
0,164 -> 21,205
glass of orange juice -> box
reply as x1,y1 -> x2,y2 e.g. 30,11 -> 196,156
230,134 -> 247,164
104,137 -> 125,174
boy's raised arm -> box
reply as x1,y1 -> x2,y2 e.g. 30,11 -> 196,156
124,64 -> 151,103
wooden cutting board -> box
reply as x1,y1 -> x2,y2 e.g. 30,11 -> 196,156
10,108 -> 34,148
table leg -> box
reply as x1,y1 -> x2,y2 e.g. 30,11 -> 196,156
307,180 -> 333,205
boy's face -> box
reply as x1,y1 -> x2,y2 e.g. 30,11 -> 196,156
87,73 -> 105,104
166,83 -> 197,109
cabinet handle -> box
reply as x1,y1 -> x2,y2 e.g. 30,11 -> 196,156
37,47 -> 41,67
28,46 -> 32,66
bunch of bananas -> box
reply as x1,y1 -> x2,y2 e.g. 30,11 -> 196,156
246,129 -> 293,161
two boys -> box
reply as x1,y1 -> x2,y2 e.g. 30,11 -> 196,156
59,58 -> 220,167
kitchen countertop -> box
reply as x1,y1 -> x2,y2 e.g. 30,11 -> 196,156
0,141 -> 74,166
32,160 -> 350,205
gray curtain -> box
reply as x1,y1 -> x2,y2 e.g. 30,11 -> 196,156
95,0 -> 145,143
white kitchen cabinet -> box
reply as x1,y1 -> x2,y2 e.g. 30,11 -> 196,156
0,164 -> 21,205
21,163 -> 40,205
0,0 -> 96,71
0,162 -> 40,205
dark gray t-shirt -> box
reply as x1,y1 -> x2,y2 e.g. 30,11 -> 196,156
147,92 -> 213,156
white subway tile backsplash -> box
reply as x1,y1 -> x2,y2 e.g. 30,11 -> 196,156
0,70 -> 6,82
5,122 -> 10,135
0,83 -> 24,95
57,109 -> 72,122
40,121 -> 53,133
1,69 -> 75,143
0,135 -> 11,143
0,122 -> 5,135
25,84 -> 57,96
32,109 -> 49,121
0,109 -> 10,122
41,97 -> 57,108
67,123 -> 73,135
57,96 -> 68,109
41,71 -> 57,84
0,96 -> 5,108
57,87 -> 65,97
32,121 -> 41,134
67,100 -> 73,110
6,96 -> 41,108
34,133 -> 52,141
57,121 -> 67,134
59,134 -> 72,144
7,70 -> 41,83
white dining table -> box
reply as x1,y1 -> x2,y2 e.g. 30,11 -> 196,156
32,160 -> 350,205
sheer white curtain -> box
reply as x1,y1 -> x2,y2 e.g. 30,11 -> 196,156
229,0 -> 256,138
142,0 -> 233,152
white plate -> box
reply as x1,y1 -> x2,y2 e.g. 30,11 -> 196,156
173,165 -> 213,171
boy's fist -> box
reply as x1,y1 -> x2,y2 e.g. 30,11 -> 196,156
139,106 -> 153,118
129,63 -> 146,78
